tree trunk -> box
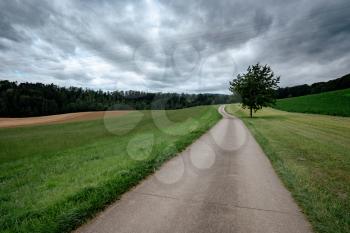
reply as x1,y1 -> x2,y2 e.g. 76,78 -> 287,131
250,107 -> 252,118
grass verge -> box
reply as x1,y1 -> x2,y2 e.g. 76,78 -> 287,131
275,88 -> 350,117
0,105 -> 221,233
226,104 -> 349,233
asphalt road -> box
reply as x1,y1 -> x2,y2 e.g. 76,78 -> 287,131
75,105 -> 313,233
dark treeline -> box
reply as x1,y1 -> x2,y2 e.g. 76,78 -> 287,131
277,73 -> 350,99
0,80 -> 234,117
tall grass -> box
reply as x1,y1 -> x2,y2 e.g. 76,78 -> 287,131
0,106 -> 221,233
226,104 -> 350,233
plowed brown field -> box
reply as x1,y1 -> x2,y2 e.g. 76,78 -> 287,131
0,111 -> 130,128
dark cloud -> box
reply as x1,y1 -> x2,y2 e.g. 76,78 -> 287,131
0,0 -> 349,93
0,0 -> 52,27
0,16 -> 22,42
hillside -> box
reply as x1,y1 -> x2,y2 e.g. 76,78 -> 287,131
277,73 -> 350,99
274,88 -> 350,116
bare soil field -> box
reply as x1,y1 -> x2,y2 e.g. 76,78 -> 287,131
0,111 -> 130,128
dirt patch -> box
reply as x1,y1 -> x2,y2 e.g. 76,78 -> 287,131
0,111 -> 131,128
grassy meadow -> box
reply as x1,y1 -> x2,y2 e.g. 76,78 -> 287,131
0,106 -> 221,233
275,88 -> 350,116
226,104 -> 350,233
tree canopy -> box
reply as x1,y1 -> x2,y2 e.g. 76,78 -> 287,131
229,63 -> 280,117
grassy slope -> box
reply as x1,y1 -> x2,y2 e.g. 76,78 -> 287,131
275,88 -> 350,117
0,106 -> 221,233
226,104 -> 349,233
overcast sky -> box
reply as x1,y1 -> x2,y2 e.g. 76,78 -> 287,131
0,0 -> 349,93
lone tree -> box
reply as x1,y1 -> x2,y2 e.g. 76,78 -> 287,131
229,63 -> 280,118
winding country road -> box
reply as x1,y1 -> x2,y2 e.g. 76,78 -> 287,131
75,106 -> 312,233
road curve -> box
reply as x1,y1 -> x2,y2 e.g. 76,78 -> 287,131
75,105 -> 312,233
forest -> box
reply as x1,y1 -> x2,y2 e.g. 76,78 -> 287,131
0,80 -> 234,117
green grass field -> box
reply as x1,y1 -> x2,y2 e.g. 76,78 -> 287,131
0,106 -> 221,233
275,88 -> 350,116
226,104 -> 350,233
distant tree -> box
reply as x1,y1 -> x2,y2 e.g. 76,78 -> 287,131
229,63 -> 280,118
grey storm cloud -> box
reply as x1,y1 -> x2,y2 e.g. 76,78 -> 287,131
0,0 -> 349,93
